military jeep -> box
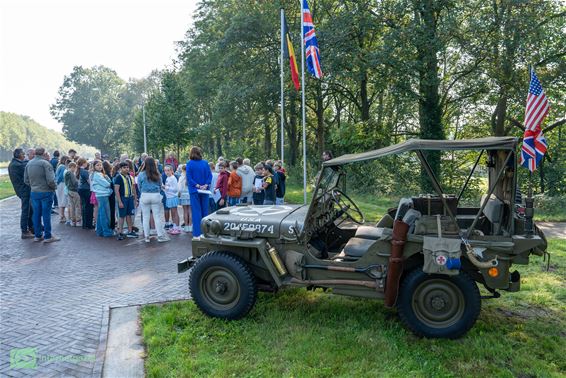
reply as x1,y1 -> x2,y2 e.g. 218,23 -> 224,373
178,137 -> 548,338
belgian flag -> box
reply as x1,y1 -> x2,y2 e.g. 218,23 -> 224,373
283,15 -> 300,90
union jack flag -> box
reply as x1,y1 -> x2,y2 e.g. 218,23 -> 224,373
520,68 -> 549,172
302,0 -> 322,79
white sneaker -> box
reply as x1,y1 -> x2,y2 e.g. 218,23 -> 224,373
188,225 -> 193,232
157,235 -> 170,242
145,237 -> 150,243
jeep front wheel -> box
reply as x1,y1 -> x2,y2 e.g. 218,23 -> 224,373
397,268 -> 481,339
189,251 -> 257,320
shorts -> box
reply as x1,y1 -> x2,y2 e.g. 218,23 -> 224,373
118,196 -> 136,218
165,196 -> 179,209
179,192 -> 190,206
90,191 -> 98,206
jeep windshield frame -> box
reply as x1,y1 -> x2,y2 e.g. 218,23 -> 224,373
302,136 -> 520,238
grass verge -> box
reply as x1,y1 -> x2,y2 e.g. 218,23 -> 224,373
0,175 -> 15,200
141,239 -> 566,377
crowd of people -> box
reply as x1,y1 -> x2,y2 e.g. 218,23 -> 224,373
7,146 -> 287,244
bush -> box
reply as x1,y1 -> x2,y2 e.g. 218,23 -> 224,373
534,195 -> 566,221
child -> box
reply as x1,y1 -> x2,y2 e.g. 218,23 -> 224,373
64,162 -> 82,226
214,161 -> 229,209
262,164 -> 276,205
89,162 -> 98,227
161,168 -> 172,230
252,163 -> 265,205
208,162 -> 220,213
227,161 -> 242,206
92,160 -> 114,237
114,162 -> 138,240
178,164 -> 192,233
274,162 -> 286,205
163,165 -> 181,235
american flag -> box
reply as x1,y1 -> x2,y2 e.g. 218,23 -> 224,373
302,0 -> 323,79
520,68 -> 549,171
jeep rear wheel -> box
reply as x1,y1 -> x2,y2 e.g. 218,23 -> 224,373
189,251 -> 257,320
397,268 -> 481,339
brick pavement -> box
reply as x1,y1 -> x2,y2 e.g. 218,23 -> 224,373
0,197 -> 192,377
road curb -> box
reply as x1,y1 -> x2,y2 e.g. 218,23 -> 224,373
97,297 -> 190,377
0,195 -> 16,203
93,305 -> 110,377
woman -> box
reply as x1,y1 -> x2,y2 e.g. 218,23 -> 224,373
165,152 -> 179,171
77,158 -> 94,229
138,157 -> 170,243
55,155 -> 69,223
186,146 -> 212,238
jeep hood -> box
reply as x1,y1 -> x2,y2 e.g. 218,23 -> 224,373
204,204 -> 308,238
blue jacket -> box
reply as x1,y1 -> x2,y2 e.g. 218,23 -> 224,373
186,159 -> 212,194
92,172 -> 113,197
138,171 -> 161,193
56,165 -> 66,184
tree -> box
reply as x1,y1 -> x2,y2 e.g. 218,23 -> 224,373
50,66 -> 133,155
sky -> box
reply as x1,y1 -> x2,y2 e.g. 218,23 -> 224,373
0,0 -> 198,132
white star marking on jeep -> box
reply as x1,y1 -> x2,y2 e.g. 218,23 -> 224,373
231,206 -> 294,217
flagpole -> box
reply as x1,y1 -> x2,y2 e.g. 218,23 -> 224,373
300,0 -> 307,205
280,8 -> 285,166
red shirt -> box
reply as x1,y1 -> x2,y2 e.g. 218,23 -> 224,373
215,171 -> 229,199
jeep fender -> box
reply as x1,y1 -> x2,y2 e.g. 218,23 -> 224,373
190,236 -> 284,287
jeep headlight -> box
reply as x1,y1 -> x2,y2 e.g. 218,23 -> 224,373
201,219 -> 209,235
210,220 -> 222,235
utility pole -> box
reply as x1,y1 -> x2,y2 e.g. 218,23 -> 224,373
142,102 -> 147,154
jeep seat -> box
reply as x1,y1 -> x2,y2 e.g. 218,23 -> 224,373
355,226 -> 385,240
342,237 -> 377,257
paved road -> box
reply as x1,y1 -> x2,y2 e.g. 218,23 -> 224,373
0,196 -> 191,377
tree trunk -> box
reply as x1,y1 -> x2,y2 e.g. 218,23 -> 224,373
286,91 -> 299,167
276,112 -> 282,160
539,157 -> 545,194
417,0 -> 444,193
360,70 -> 370,122
315,83 -> 325,157
264,117 -> 272,158
216,134 -> 223,158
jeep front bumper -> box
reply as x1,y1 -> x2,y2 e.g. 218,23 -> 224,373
177,256 -> 198,273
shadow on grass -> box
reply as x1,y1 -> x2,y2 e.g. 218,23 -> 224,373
142,242 -> 565,377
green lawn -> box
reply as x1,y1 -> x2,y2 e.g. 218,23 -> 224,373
284,182 -> 565,222
141,239 -> 566,377
0,175 -> 15,200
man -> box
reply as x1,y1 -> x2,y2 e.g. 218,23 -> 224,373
50,151 -> 60,208
94,151 -> 102,160
68,149 -> 77,161
8,148 -> 34,239
237,158 -> 255,204
27,148 -> 35,161
24,147 -> 60,243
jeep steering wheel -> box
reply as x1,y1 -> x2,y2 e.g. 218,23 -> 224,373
331,188 -> 364,224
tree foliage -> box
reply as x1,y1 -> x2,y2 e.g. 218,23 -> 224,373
0,112 -> 97,161
52,0 -> 565,194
